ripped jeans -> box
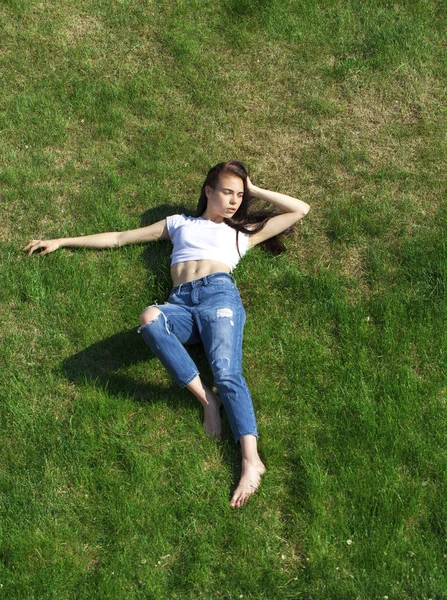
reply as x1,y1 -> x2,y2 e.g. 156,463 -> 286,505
137,272 -> 257,442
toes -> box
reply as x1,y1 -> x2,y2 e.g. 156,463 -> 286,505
231,493 -> 249,508
237,493 -> 249,508
230,466 -> 265,508
230,490 -> 241,508
230,486 -> 255,508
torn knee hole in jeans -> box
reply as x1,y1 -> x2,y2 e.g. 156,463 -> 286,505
212,357 -> 230,372
138,309 -> 170,334
216,307 -> 234,326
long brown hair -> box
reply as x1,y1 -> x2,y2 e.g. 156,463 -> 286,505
195,161 -> 286,254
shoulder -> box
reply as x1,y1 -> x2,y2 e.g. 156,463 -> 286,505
166,214 -> 206,239
166,213 -> 191,232
166,214 -> 186,227
166,214 -> 204,226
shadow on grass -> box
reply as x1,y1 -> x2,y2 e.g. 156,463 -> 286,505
138,204 -> 191,297
62,327 -> 170,404
62,328 -> 244,502
62,203 -> 271,503
62,326 -> 215,406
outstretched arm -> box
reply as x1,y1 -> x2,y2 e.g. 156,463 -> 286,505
24,219 -> 169,256
247,178 -> 310,248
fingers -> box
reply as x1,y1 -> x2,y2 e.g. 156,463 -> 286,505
23,240 -> 38,255
23,240 -> 48,256
28,241 -> 42,256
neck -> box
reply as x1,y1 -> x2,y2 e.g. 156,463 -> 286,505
200,211 -> 224,223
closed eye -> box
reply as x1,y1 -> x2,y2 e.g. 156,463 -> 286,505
222,189 -> 243,196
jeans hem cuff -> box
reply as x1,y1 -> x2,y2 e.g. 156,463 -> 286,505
179,372 -> 200,389
234,431 -> 258,443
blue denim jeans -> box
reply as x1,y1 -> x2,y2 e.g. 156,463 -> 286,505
137,273 -> 257,442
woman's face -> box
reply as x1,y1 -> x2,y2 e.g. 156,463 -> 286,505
204,173 -> 245,222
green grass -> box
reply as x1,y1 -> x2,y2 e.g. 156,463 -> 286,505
1,0 -> 447,598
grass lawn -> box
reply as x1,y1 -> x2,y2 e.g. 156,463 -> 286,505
1,0 -> 446,598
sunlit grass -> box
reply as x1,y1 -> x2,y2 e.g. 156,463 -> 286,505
1,0 -> 446,598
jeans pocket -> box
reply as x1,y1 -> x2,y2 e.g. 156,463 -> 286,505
210,279 -> 236,291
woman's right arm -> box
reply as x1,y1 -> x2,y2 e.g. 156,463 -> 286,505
24,219 -> 169,256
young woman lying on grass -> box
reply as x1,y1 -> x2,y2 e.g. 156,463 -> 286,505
25,161 -> 310,508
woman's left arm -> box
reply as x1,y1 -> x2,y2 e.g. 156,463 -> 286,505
247,178 -> 310,248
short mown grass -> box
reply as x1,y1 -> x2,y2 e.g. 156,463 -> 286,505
1,1 -> 446,598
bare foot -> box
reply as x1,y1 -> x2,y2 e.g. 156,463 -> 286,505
230,458 -> 266,508
203,388 -> 222,440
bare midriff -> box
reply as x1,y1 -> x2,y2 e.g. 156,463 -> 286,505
170,260 -> 231,285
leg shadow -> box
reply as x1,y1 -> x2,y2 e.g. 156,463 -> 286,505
62,328 -> 176,404
62,327 -> 216,407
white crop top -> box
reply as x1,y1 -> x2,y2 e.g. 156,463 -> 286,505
166,214 -> 251,272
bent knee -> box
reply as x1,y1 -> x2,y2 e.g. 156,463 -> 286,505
139,306 -> 162,326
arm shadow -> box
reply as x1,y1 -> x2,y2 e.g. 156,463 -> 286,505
137,204 -> 191,299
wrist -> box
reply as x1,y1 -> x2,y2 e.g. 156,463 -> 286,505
249,184 -> 262,198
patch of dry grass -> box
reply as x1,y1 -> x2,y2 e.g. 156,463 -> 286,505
63,13 -> 103,46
